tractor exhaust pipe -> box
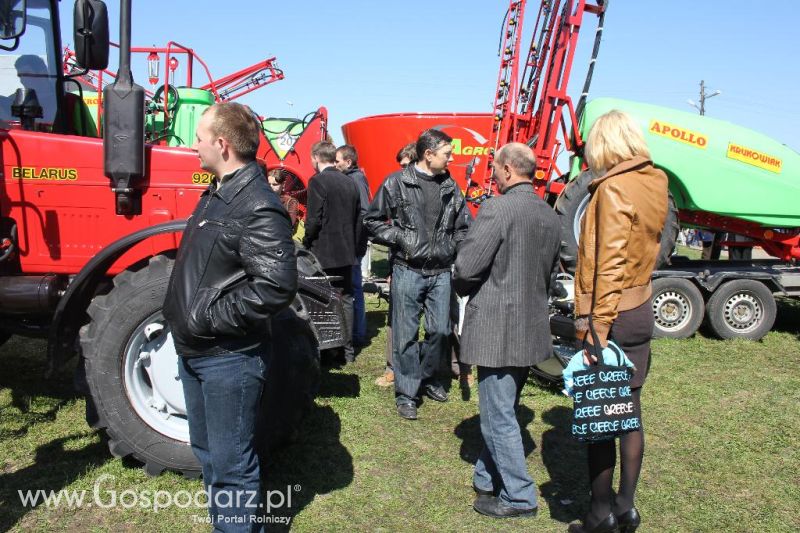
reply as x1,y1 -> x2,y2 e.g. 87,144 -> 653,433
103,0 -> 145,216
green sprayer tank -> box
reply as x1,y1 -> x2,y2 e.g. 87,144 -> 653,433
147,87 -> 215,147
576,98 -> 800,228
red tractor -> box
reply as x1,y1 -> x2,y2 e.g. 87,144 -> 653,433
0,0 -> 343,475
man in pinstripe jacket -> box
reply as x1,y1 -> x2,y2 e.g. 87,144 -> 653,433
454,143 -> 561,519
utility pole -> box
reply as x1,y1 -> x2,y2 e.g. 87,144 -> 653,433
687,80 -> 721,115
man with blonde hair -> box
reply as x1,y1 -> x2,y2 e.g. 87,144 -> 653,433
454,142 -> 560,518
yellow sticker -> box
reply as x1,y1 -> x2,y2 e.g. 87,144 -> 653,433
191,172 -> 214,184
648,120 -> 708,149
12,167 -> 78,180
726,143 -> 782,173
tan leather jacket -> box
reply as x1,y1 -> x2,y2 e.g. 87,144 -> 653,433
574,156 -> 668,344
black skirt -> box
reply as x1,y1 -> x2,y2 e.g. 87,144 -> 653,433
609,299 -> 653,389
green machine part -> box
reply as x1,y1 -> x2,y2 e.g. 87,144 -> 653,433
66,89 -> 100,137
147,87 -> 215,147
261,118 -> 307,159
574,97 -> 800,228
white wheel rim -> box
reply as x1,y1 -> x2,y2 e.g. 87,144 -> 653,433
123,311 -> 189,442
723,292 -> 762,333
653,290 -> 692,332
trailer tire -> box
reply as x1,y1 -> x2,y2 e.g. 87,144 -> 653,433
80,254 -> 320,476
554,170 -> 679,273
651,278 -> 704,338
706,279 -> 776,340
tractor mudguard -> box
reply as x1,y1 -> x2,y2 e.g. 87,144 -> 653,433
46,219 -> 186,377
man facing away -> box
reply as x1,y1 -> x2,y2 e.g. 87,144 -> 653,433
335,144 -> 371,349
303,140 -> 365,362
453,142 -> 561,518
365,129 -> 471,420
163,102 -> 298,531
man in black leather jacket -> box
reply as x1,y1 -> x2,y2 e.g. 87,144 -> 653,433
364,129 -> 471,420
163,102 -> 297,530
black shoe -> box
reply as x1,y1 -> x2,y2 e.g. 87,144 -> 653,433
616,507 -> 640,533
472,484 -> 494,497
473,495 -> 537,519
396,402 -> 417,420
423,382 -> 448,402
567,513 -> 618,533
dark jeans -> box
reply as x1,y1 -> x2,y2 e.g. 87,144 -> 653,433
391,263 -> 450,403
326,266 -> 354,360
352,261 -> 367,346
179,349 -> 268,533
474,366 -> 537,509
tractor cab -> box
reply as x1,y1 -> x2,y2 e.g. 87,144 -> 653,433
0,0 -> 110,136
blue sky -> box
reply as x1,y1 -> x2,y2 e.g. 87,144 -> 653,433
59,1 -> 799,151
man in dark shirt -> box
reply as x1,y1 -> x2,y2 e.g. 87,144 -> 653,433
303,140 -> 364,362
364,129 -> 471,419
335,144 -> 371,348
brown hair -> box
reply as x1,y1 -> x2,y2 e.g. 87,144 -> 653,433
396,142 -> 417,164
311,141 -> 337,164
336,144 -> 358,167
203,102 -> 261,160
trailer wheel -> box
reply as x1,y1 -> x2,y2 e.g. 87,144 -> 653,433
651,278 -> 704,338
80,254 -> 320,476
554,170 -> 679,273
706,279 -> 776,340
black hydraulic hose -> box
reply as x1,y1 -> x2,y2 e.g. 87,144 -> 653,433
574,0 -> 607,126
497,7 -> 510,57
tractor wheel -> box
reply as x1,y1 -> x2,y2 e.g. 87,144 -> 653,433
651,278 -> 705,339
706,279 -> 776,340
80,254 -> 320,476
554,170 -> 679,273
80,254 -> 198,476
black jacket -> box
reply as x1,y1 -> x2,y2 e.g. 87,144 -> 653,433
344,167 -> 371,218
302,166 -> 365,269
163,161 -> 298,357
364,165 -> 471,272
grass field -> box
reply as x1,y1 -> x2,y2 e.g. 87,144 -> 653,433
1,291 -> 799,532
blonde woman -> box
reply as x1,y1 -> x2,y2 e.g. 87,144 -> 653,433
569,110 -> 668,533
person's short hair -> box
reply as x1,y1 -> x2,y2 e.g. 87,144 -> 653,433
396,142 -> 417,164
416,129 -> 453,161
202,102 -> 260,160
336,144 -> 358,167
495,142 -> 536,178
584,110 -> 650,173
311,140 -> 337,164
268,168 -> 286,184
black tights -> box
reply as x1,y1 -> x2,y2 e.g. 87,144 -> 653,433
586,388 -> 644,524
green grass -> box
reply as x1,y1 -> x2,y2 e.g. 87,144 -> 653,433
1,296 -> 799,532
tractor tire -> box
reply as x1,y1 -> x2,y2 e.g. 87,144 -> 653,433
706,279 -> 776,340
80,254 -> 198,476
651,277 -> 705,339
554,170 -> 680,273
80,254 -> 321,476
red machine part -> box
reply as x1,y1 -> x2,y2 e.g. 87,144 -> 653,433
63,41 -> 285,136
341,112 -> 493,195
479,0 -> 606,200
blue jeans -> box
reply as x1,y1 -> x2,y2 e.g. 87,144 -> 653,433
352,261 -> 366,346
474,366 -> 537,509
179,349 -> 269,533
391,263 -> 450,403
